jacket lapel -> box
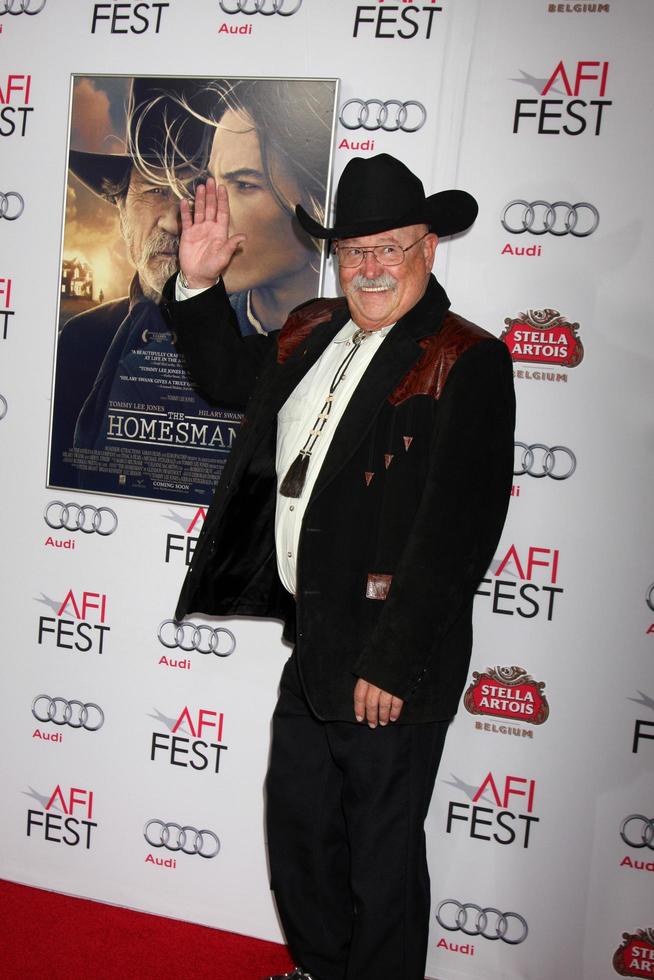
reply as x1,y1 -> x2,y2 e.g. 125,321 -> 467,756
247,301 -> 351,439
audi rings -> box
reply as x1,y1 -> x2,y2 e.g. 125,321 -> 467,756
0,192 -> 25,221
646,584 -> 654,613
0,0 -> 47,13
219,0 -> 302,14
502,200 -> 599,237
158,619 -> 236,657
44,501 -> 118,536
32,695 -> 104,731
0,395 -> 7,420
621,815 -> 654,850
436,900 -> 528,945
144,820 -> 221,858
339,98 -> 427,133
514,442 -> 576,481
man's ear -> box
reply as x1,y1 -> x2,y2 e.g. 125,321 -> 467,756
424,233 -> 439,271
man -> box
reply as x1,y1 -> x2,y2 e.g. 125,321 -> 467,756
162,154 -> 515,980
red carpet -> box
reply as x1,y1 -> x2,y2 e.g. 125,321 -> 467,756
0,879 -> 295,979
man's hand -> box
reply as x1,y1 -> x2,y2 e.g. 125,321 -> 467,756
178,178 -> 246,289
354,678 -> 404,728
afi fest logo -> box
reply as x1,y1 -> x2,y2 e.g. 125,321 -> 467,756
630,691 -> 654,755
464,666 -> 550,727
476,543 -> 564,621
36,589 -> 111,655
26,784 -> 97,849
501,309 -> 584,372
0,74 -> 33,138
645,583 -> 654,637
443,770 -> 539,849
163,506 -> 206,565
353,1 -> 443,40
613,929 -> 654,978
512,60 -> 611,135
90,2 -> 170,34
149,705 -> 228,774
0,277 -> 14,340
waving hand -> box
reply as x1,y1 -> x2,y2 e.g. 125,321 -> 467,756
178,178 -> 245,289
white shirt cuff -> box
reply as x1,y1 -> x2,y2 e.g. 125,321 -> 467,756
174,273 -> 219,302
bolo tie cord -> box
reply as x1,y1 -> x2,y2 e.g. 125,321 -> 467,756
279,329 -> 370,498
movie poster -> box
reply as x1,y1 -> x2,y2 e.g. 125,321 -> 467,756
48,75 -> 338,504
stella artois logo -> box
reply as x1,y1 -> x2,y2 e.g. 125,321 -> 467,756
501,309 -> 584,367
463,666 -> 549,725
613,929 -> 654,977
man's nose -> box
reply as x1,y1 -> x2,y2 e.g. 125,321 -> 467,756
158,196 -> 181,234
361,249 -> 383,277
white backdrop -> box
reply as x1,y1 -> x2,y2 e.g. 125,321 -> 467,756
1,2 -> 653,979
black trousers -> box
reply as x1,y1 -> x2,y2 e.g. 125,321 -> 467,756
266,655 -> 449,980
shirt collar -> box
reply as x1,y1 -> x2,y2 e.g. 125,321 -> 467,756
333,318 -> 395,344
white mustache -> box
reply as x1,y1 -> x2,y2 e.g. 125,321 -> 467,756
143,232 -> 180,261
349,272 -> 396,292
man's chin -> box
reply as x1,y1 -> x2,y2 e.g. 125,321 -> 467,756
353,289 -> 394,313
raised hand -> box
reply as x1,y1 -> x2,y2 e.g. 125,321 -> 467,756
178,178 -> 246,288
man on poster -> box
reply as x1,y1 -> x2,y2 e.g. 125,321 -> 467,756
163,154 -> 515,980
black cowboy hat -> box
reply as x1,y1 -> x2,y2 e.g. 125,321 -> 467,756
68,76 -> 216,203
296,153 -> 478,240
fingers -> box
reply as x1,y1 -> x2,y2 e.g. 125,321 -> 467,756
180,197 -> 193,233
354,678 -> 368,723
204,177 -> 217,222
181,179 -> 218,229
193,181 -> 206,223
215,182 -> 231,241
353,679 -> 404,728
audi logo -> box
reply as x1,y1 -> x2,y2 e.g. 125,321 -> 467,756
32,695 -> 104,731
219,0 -> 302,14
0,395 -> 6,420
339,99 -> 427,133
0,192 -> 24,221
502,200 -> 599,237
436,900 -> 528,945
144,819 -> 220,858
158,619 -> 236,657
514,442 -> 576,480
44,501 -> 118,536
0,0 -> 46,13
647,584 -> 654,613
621,815 -> 654,850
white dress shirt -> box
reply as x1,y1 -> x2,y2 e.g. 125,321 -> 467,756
275,319 -> 393,594
174,274 -> 394,595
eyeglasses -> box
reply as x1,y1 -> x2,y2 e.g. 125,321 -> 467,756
333,232 -> 430,268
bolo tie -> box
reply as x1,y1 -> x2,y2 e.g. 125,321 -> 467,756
279,327 -> 370,498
